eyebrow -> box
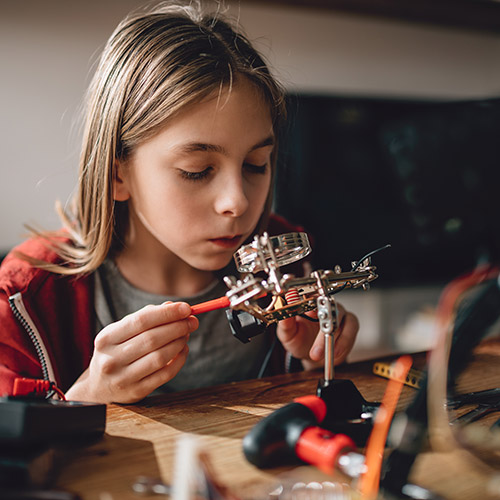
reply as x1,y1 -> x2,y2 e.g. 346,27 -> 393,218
174,135 -> 275,156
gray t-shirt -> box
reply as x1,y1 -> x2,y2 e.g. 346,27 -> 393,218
94,259 -> 272,392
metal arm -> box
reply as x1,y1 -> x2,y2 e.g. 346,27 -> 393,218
223,232 -> 380,327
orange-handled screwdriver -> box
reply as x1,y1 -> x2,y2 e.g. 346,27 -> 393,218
191,290 -> 269,316
190,296 -> 230,315
243,395 -> 357,475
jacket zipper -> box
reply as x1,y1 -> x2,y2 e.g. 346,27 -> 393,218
8,292 -> 56,382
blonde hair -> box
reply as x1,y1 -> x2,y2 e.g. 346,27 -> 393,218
37,1 -> 286,274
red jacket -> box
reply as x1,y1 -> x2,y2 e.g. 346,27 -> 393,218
0,237 -> 95,395
0,214 -> 307,396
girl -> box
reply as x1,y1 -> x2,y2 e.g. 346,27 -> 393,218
0,1 -> 358,404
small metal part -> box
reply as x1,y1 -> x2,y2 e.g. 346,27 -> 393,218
400,483 -> 445,500
337,451 -> 367,478
223,234 -> 385,351
234,232 -> 311,273
447,387 -> 500,409
317,295 -> 335,383
451,402 -> 500,425
373,362 -> 423,389
313,270 -> 337,383
269,480 -> 353,499
285,288 -> 300,304
132,476 -> 171,495
316,295 -> 334,334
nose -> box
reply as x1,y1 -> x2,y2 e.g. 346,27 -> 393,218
213,171 -> 249,217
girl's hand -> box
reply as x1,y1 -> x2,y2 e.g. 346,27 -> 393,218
276,302 -> 359,369
65,302 -> 198,403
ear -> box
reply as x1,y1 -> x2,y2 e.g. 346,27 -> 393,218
113,159 -> 131,202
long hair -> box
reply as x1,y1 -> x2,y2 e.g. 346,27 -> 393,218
35,1 -> 286,274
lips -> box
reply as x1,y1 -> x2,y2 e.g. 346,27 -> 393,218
209,235 -> 243,249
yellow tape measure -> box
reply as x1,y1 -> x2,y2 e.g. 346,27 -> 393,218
373,361 -> 423,389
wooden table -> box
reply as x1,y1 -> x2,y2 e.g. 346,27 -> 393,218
55,340 -> 500,500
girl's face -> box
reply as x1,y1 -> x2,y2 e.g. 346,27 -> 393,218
114,78 -> 274,272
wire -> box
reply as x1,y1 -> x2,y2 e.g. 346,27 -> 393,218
358,355 -> 413,500
379,265 -> 500,496
257,335 -> 277,378
13,377 -> 66,400
51,385 -> 67,400
351,244 -> 391,272
427,265 -> 499,453
330,244 -> 392,296
299,314 -> 319,322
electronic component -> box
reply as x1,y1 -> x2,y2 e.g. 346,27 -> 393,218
0,397 -> 106,447
240,232 -> 384,475
191,232 -> 387,346
373,361 -> 423,389
223,232 -> 383,326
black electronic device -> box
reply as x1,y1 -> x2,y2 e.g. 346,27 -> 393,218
0,397 -> 106,447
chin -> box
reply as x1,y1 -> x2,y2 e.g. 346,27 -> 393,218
193,255 -> 233,272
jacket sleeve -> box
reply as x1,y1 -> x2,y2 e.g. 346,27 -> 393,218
0,237 -> 95,395
0,293 -> 43,396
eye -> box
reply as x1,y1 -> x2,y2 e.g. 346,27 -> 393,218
179,166 -> 213,181
243,162 -> 268,174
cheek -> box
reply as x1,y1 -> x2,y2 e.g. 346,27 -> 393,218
161,188 -> 215,233
249,174 -> 272,208
130,174 -> 190,212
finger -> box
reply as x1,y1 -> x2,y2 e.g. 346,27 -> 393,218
308,302 -> 343,360
334,311 -> 359,365
120,317 -> 196,365
120,335 -> 190,383
144,343 -> 189,387
119,301 -> 193,338
308,303 -> 350,361
97,302 -> 193,346
122,344 -> 190,403
333,303 -> 346,340
276,317 -> 299,342
303,309 -> 318,320
308,335 -> 324,361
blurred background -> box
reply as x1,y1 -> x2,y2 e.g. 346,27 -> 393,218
2,0 -> 500,360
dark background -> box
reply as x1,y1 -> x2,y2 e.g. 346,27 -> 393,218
274,95 -> 500,287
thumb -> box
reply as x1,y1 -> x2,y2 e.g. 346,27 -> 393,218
277,317 -> 298,342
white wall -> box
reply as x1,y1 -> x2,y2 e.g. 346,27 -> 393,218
231,3 -> 500,99
2,1 -> 499,254
1,1 -> 499,355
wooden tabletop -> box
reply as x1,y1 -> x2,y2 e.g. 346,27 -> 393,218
55,339 -> 500,500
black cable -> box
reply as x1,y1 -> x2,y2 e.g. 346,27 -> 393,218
257,335 -> 277,378
351,243 -> 391,272
329,244 -> 392,296
380,274 -> 500,496
299,314 -> 319,322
